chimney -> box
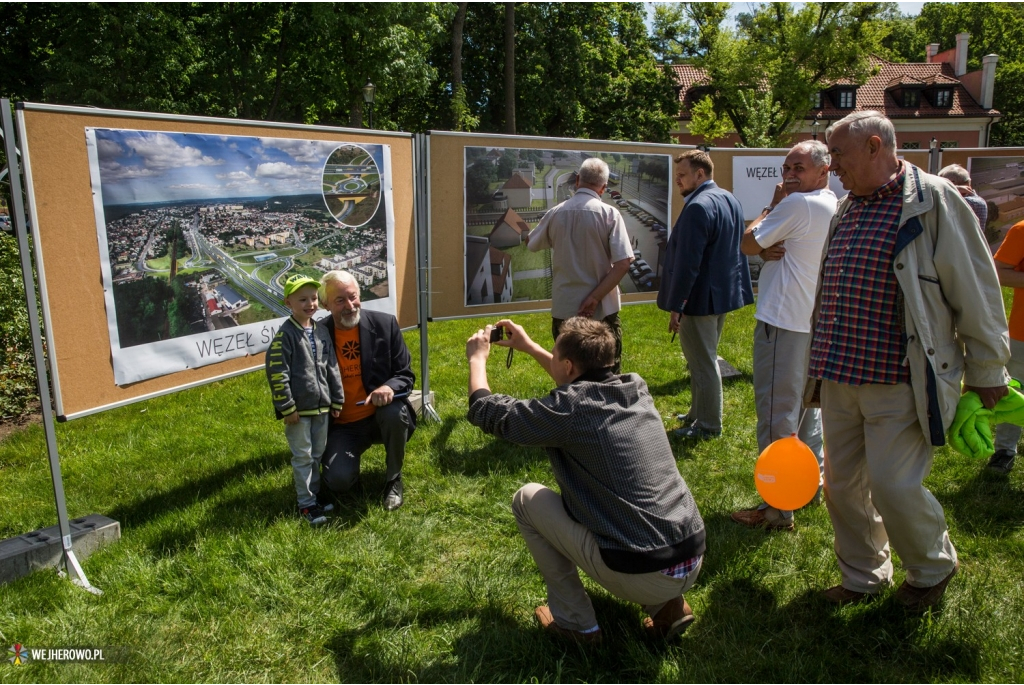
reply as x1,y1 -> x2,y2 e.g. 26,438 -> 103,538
926,43 -> 940,62
981,54 -> 999,109
955,32 -> 969,76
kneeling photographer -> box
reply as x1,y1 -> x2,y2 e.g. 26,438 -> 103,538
465,317 -> 706,644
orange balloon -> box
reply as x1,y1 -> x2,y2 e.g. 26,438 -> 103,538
754,435 -> 820,511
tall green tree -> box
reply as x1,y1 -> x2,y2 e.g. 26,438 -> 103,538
667,2 -> 888,147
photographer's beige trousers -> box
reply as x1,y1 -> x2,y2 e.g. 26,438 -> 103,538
512,483 -> 701,632
821,381 -> 957,593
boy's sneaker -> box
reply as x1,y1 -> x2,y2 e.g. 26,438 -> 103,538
299,505 -> 328,526
316,492 -> 335,513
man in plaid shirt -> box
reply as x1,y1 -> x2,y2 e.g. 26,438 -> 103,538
466,317 -> 706,644
809,111 -> 1009,610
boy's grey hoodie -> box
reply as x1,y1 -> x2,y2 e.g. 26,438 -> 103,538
266,316 -> 344,419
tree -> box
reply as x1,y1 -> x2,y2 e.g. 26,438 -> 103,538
449,2 -> 477,132
668,2 -> 888,147
504,2 -> 516,134
688,95 -> 732,145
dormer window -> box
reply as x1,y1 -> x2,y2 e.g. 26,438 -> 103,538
902,89 -> 920,107
930,88 -> 953,107
810,91 -> 822,109
831,88 -> 856,109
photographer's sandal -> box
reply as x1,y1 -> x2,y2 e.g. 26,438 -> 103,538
642,597 -> 694,640
534,605 -> 603,645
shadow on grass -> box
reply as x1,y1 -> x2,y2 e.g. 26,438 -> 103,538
683,579 -> 982,682
430,416 -> 547,477
107,449 -> 375,555
942,465 -> 1024,537
106,449 -> 289,528
325,597 -> 669,682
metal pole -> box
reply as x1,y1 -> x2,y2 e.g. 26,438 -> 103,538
413,132 -> 439,422
1,99 -> 101,594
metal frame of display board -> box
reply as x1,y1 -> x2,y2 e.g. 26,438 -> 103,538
1,98 -> 101,593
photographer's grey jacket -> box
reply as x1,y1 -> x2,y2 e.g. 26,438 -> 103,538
266,316 -> 344,419
468,370 -> 705,573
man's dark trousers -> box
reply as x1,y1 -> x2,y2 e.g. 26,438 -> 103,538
321,401 -> 414,492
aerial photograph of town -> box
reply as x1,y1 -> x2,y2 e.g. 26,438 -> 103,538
90,129 -> 390,351
463,146 -> 670,306
968,155 -> 1024,249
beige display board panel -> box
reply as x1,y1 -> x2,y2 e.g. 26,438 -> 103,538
19,105 -> 417,419
941,147 -> 1024,171
427,131 -> 686,320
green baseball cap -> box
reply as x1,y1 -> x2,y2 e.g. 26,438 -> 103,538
282,274 -> 321,301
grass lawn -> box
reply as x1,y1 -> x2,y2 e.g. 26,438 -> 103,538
1,303 -> 1022,682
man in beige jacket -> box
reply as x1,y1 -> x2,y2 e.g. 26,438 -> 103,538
807,111 -> 1009,610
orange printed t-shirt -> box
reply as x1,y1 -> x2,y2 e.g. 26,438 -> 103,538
334,326 -> 376,423
994,219 -> 1024,342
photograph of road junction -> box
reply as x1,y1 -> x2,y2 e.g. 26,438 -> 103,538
91,129 -> 391,353
464,145 -> 670,306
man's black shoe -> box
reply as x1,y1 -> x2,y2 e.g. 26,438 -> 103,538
987,449 -> 1016,474
382,476 -> 404,511
672,424 -> 721,440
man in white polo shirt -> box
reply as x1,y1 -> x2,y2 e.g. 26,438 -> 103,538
731,140 -> 838,531
528,157 -> 634,372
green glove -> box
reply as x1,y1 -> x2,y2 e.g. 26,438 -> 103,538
948,391 -> 993,459
988,383 -> 1024,428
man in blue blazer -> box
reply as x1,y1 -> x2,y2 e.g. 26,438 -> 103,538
657,150 -> 753,439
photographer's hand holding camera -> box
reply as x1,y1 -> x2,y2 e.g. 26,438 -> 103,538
464,316 -> 706,645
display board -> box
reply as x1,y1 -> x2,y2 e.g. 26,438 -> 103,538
948,148 -> 1024,248
18,104 -> 417,419
428,131 -> 684,320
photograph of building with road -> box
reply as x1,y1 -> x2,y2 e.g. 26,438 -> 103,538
968,156 -> 1024,248
86,127 -> 393,384
463,146 -> 671,306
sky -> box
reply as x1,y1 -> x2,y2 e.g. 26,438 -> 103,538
647,2 -> 927,27
91,129 -> 385,205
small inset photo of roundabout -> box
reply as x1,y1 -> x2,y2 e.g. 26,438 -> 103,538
322,144 -> 381,227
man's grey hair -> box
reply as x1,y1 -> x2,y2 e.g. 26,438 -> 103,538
825,110 -> 897,151
791,140 -> 831,168
578,157 -> 610,187
319,269 -> 359,299
938,163 -> 972,185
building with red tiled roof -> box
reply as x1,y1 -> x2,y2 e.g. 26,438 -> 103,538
501,172 -> 534,208
671,32 -> 1000,149
489,208 -> 531,248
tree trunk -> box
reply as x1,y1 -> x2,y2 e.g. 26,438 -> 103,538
452,2 -> 467,88
504,2 -> 515,134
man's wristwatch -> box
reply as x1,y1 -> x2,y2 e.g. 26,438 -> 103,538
762,204 -> 775,215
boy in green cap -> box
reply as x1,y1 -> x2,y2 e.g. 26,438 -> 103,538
266,273 -> 345,525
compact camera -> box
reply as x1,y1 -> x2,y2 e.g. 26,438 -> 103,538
489,325 -> 506,343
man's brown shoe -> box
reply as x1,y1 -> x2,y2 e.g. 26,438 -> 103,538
822,584 -> 872,606
731,506 -> 795,532
895,560 -> 959,611
534,605 -> 603,645
642,597 -> 695,640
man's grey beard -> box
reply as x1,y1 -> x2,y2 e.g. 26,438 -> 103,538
338,308 -> 361,329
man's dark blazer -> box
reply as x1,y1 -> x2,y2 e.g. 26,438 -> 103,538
657,180 -> 754,317
323,308 -> 416,433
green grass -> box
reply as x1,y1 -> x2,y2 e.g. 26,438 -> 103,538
512,277 -> 550,302
1,304 -> 1023,682
505,243 -> 547,273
